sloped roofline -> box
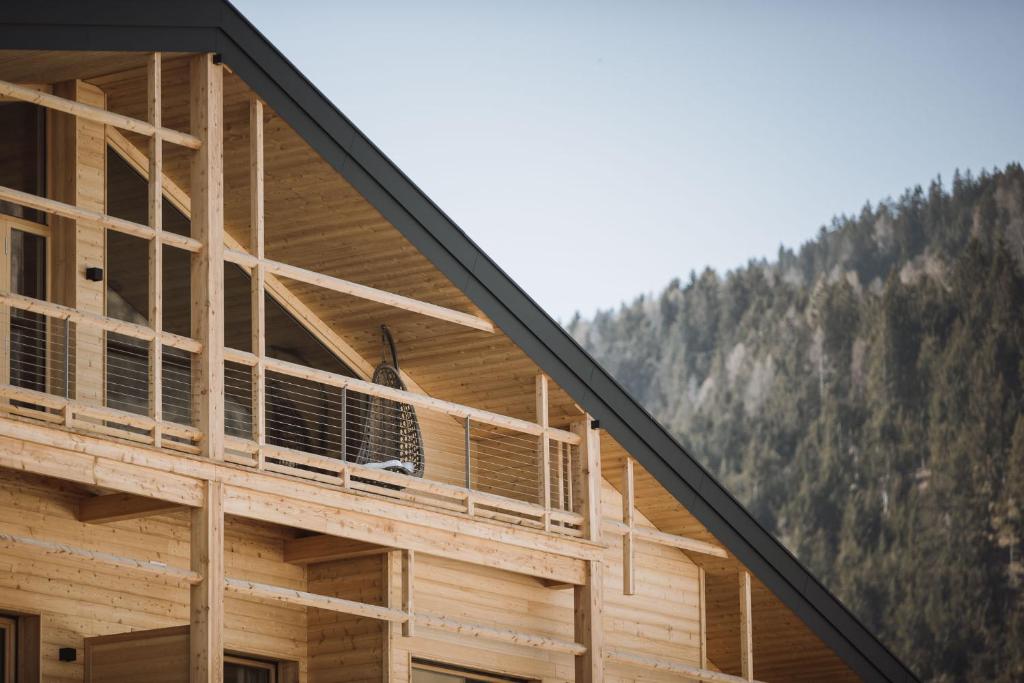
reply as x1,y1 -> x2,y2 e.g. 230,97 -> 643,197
0,2 -> 916,680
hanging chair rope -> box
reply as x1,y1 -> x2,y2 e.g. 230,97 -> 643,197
353,325 -> 425,477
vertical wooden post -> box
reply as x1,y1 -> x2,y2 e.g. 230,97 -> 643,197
535,373 -> 551,531
249,96 -> 266,468
622,456 -> 636,596
574,559 -> 604,683
190,480 -> 224,683
190,53 -> 224,460
739,569 -> 753,681
402,549 -> 415,637
147,52 -> 164,449
49,80 -> 106,406
572,415 -> 603,544
383,550 -> 409,682
698,566 -> 708,669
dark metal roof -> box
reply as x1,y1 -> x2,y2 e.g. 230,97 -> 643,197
0,2 -> 918,681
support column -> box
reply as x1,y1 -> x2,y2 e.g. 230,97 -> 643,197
572,415 -> 603,681
574,559 -> 604,683
190,480 -> 224,683
49,79 -> 106,405
536,374 -> 551,530
249,96 -> 266,468
622,456 -> 636,596
189,53 -> 224,460
572,415 -> 602,544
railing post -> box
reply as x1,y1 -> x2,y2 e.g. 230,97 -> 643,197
340,386 -> 347,462
536,374 -> 551,531
464,416 -> 471,489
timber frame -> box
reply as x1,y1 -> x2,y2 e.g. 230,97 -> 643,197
0,2 -> 917,683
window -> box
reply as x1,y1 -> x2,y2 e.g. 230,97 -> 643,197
2,220 -> 50,394
412,661 -> 532,683
0,102 -> 46,225
0,616 -> 14,683
225,655 -> 276,683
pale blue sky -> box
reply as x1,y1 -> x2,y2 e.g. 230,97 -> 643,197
234,0 -> 1024,321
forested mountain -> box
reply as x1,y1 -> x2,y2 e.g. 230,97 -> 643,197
568,164 -> 1024,682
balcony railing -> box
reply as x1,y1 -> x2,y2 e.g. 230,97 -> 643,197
0,292 -> 586,537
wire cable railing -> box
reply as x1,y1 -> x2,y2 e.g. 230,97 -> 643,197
0,292 -> 584,536
223,348 -> 585,535
0,296 -> 200,452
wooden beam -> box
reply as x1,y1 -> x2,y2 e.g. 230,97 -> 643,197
0,417 -> 595,584
78,492 -> 184,524
225,574 -> 583,656
603,518 -> 729,559
224,248 -> 494,333
148,52 -> 164,449
536,373 -> 551,530
739,569 -> 754,682
283,534 -> 391,564
225,577 -> 407,623
622,456 -> 636,596
249,96 -> 266,469
574,559 -> 604,681
0,184 -> 201,251
190,53 -> 225,461
417,612 -> 585,656
0,531 -> 201,584
606,649 -> 765,683
402,549 -> 415,637
190,480 -> 224,683
0,78 -> 200,149
0,291 -> 200,353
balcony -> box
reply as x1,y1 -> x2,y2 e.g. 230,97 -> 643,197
0,289 -> 588,539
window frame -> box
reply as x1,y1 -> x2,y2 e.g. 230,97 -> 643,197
1,216 -> 52,392
0,615 -> 16,683
224,653 -> 277,683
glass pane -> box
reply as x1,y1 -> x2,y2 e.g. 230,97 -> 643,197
0,102 -> 45,224
9,230 -> 47,392
106,147 -> 191,336
224,661 -> 272,683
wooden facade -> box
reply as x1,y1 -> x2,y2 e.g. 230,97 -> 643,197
0,6 -> 915,682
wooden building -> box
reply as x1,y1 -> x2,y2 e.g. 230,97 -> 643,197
0,3 -> 916,682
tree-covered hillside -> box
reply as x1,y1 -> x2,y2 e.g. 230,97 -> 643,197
568,164 -> 1024,681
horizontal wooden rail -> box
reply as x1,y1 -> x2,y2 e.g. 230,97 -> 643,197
0,531 -> 202,584
257,353 -> 580,445
225,576 -> 583,655
416,612 -> 585,656
0,185 -> 202,252
606,648 -> 765,683
224,248 -> 494,333
0,291 -> 201,353
0,384 -> 201,443
224,577 -> 407,622
604,518 -> 728,558
0,79 -> 201,149
229,437 -> 585,529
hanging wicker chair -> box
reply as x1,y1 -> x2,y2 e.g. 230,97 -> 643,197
353,325 -> 425,477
